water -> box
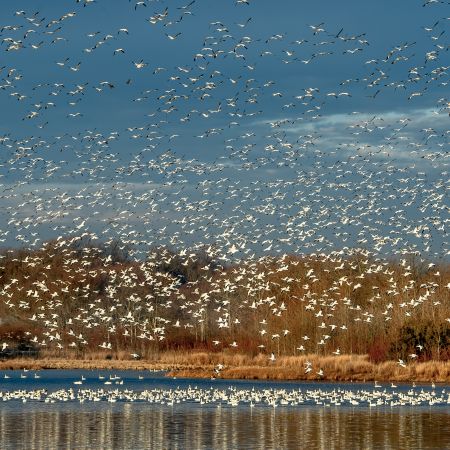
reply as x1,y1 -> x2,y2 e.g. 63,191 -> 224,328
0,370 -> 449,449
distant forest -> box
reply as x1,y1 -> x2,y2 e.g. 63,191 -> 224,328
0,238 -> 449,362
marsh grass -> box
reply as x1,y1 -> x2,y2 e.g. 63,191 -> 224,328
1,352 -> 448,382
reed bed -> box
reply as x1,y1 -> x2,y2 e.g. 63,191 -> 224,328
0,352 -> 448,382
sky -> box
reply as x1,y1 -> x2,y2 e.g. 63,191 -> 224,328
0,0 -> 448,261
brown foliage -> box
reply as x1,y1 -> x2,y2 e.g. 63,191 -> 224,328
0,243 -> 449,364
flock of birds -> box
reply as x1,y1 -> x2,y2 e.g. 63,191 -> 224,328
0,0 -> 449,382
0,380 -> 449,408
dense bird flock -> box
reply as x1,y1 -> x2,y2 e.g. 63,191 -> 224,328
1,384 -> 449,408
0,0 -> 449,373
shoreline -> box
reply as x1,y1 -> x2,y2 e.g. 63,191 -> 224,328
0,354 -> 449,383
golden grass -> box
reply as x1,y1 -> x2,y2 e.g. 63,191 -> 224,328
0,358 -> 176,372
0,352 -> 448,382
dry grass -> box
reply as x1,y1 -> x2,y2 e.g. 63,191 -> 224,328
0,358 -> 176,372
0,352 -> 448,382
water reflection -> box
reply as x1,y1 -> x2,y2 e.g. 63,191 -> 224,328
0,404 -> 448,450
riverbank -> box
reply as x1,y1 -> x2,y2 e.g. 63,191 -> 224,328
0,353 -> 449,383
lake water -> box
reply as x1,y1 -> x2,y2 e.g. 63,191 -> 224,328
0,370 -> 449,449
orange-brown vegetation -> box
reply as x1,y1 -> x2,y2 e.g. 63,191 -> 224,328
0,352 -> 448,382
0,240 -> 449,375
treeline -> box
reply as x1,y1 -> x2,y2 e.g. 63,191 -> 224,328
0,238 -> 449,362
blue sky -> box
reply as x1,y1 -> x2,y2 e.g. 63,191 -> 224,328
0,0 -> 445,132
0,0 -> 448,260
